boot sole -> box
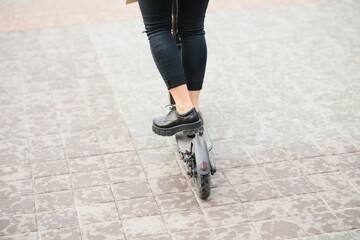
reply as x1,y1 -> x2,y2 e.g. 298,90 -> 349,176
152,120 -> 203,137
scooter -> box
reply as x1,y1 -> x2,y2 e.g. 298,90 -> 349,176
170,0 -> 216,199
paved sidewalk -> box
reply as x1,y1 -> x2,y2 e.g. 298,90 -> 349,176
1,0 -> 360,239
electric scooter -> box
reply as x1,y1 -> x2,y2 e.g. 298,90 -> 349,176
170,0 -> 216,199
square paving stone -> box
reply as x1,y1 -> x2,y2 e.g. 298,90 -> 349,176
295,156 -> 337,174
155,191 -> 199,214
247,148 -> 290,164
297,211 -> 345,235
171,229 -> 212,240
117,196 -> 159,219
143,161 -> 181,179
31,160 -> 68,178
68,155 -> 104,173
37,208 -> 79,231
162,210 -> 207,233
113,180 -> 153,200
74,186 -> 114,205
243,198 -> 290,221
0,195 -> 34,216
34,174 -> 71,194
253,217 -> 305,240
103,151 -> 141,168
123,215 -> 167,238
70,170 -> 108,188
213,223 -> 261,240
223,166 -> 266,185
77,202 -> 119,224
81,220 -> 125,240
235,180 -> 278,202
271,176 -> 317,197
148,176 -> 190,195
306,231 -> 353,240
35,190 -> 74,212
307,172 -> 351,191
39,227 -> 81,240
335,208 -> 360,230
0,232 -> 38,240
284,193 -> 329,215
203,203 -> 249,227
0,213 -> 36,236
320,188 -> 360,210
108,165 -> 146,183
0,165 -> 31,182
0,180 -> 33,198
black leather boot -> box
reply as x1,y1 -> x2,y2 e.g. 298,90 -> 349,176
152,106 -> 203,136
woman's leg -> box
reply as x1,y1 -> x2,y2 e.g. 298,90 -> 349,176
178,0 -> 209,112
138,0 -> 193,114
138,0 -> 202,136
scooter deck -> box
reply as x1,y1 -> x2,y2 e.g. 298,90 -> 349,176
175,124 -> 212,153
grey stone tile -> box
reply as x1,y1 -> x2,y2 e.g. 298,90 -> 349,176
253,217 -> 305,240
81,221 -> 125,240
137,147 -> 176,165
163,210 -> 207,233
0,196 -> 35,216
35,190 -> 74,212
103,151 -> 141,168
74,186 -> 114,205
306,231 -> 353,240
235,180 -> 278,202
31,160 -> 68,178
148,176 -> 190,195
243,198 -> 290,221
113,180 -> 153,200
284,193 -> 329,216
0,152 -> 28,168
271,176 -> 317,197
203,203 -> 249,227
77,202 -> 119,224
213,151 -> 254,169
156,191 -> 199,214
335,208 -> 360,230
307,172 -> 351,191
0,180 -> 33,198
0,232 -> 38,240
68,155 -> 104,173
247,148 -> 290,164
213,223 -> 261,240
171,229 -> 211,240
260,161 -> 303,180
30,146 -> 65,163
34,175 -> 71,194
37,208 -> 79,231
0,213 -> 37,236
0,165 -> 31,182
108,165 -> 146,183
70,170 -> 108,188
117,196 -> 160,219
123,215 -> 167,238
223,166 -> 266,185
143,161 -> 182,179
320,188 -> 360,211
39,227 -> 81,240
297,211 -> 345,235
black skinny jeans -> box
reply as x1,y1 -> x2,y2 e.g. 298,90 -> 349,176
138,0 -> 209,91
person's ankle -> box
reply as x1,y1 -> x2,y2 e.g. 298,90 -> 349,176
176,105 -> 194,115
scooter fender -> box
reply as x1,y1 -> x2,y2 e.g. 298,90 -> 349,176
191,136 -> 211,175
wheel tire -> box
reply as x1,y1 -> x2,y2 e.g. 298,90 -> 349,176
196,173 -> 211,200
